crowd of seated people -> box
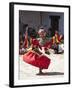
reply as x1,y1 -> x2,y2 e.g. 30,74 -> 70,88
19,26 -> 64,55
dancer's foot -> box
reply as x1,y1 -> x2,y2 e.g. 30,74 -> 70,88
39,69 -> 43,74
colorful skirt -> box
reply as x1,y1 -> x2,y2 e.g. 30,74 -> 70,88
23,50 -> 51,69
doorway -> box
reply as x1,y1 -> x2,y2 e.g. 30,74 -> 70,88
49,16 -> 60,36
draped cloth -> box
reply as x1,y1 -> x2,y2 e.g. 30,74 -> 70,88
23,50 -> 51,69
23,38 -> 51,69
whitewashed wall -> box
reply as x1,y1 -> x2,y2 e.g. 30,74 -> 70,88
19,11 -> 64,35
42,12 -> 64,35
19,11 -> 40,30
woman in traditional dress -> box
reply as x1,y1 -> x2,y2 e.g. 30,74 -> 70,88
22,27 -> 51,74
52,31 -> 63,54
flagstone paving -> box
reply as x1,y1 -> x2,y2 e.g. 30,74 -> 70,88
19,51 -> 64,80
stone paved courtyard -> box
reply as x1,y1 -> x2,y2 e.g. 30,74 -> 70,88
19,49 -> 64,80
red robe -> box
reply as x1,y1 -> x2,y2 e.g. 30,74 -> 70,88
52,34 -> 63,44
23,50 -> 50,69
23,38 -> 51,69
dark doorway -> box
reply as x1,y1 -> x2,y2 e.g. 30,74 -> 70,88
49,16 -> 60,36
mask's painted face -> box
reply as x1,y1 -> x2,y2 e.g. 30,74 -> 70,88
38,29 -> 46,38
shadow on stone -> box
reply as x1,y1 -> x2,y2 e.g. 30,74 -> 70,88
36,72 -> 64,76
